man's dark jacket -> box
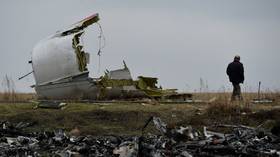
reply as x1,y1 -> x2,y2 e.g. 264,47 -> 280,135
226,61 -> 244,84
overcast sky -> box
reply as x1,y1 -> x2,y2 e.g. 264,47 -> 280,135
1,0 -> 280,93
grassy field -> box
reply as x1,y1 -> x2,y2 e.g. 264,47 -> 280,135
0,102 -> 199,135
0,92 -> 35,102
0,93 -> 279,135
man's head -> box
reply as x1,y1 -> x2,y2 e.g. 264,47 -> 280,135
234,55 -> 240,61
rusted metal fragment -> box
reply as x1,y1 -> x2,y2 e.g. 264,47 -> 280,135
72,32 -> 88,72
58,13 -> 100,36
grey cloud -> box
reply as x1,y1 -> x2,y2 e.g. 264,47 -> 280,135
0,0 -> 279,92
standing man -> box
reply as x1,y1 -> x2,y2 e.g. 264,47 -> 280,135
226,55 -> 244,101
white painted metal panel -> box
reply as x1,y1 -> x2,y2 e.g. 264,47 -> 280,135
108,68 -> 132,80
32,33 -> 82,85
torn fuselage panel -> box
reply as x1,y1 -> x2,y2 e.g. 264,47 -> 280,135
31,14 -> 100,99
31,32 -> 98,100
32,13 -> 99,86
32,33 -> 84,85
72,32 -> 88,72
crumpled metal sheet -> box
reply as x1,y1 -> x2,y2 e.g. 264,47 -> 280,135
113,137 -> 139,157
0,118 -> 280,156
34,101 -> 67,109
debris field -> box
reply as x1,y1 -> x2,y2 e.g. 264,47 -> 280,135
0,117 -> 280,157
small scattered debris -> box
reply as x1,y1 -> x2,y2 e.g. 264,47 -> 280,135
33,101 -> 67,109
252,98 -> 274,104
69,127 -> 81,137
271,122 -> 280,137
0,118 -> 280,156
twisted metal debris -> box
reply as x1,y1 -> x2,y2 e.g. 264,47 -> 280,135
0,118 -> 280,157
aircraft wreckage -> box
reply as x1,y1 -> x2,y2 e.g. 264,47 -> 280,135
29,13 -> 191,100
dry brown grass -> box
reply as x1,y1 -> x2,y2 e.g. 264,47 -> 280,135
191,92 -> 280,129
0,75 -> 36,102
0,92 -> 36,102
192,92 -> 280,103
194,92 -> 279,116
0,95 -> 279,135
0,103 -> 199,135
206,101 -> 252,117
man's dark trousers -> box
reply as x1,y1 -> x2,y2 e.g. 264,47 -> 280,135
232,83 -> 242,101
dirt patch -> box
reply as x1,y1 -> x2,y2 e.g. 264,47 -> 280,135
249,109 -> 280,120
77,110 -> 158,122
0,107 -> 163,135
